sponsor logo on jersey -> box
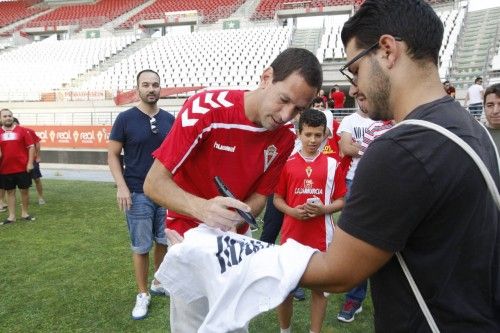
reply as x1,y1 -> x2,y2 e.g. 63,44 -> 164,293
294,178 -> 323,195
214,141 -> 236,152
264,144 -> 277,172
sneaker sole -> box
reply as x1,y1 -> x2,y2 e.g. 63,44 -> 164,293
131,313 -> 148,320
337,306 -> 363,323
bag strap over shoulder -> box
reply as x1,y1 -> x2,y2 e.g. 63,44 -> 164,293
392,119 -> 500,333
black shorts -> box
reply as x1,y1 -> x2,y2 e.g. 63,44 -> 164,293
30,161 -> 42,179
1,172 -> 32,190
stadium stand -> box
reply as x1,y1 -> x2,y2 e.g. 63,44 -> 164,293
0,35 -> 137,101
316,14 -> 349,63
26,0 -> 144,29
0,0 -> 45,28
435,5 -> 466,79
252,0 -> 362,20
119,0 -> 244,28
81,26 -> 292,91
448,5 -> 500,89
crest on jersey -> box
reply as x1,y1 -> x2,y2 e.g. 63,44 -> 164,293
305,166 -> 312,178
263,145 -> 277,172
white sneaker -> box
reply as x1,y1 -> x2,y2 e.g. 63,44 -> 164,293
150,280 -> 169,296
131,293 -> 150,320
38,199 -> 46,205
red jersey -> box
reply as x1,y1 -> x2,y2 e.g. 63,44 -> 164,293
322,119 -> 341,161
332,91 -> 345,108
276,152 -> 347,251
0,125 -> 34,175
153,89 -> 296,236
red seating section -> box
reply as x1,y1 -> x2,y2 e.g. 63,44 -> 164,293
252,0 -> 364,20
0,1 -> 45,28
27,0 -> 143,29
120,0 -> 242,28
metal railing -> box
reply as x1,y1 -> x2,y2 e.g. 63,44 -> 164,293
18,108 -> 357,126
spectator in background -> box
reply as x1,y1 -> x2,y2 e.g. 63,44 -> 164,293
483,83 -> 500,150
144,48 -> 322,333
0,108 -> 35,225
108,69 -> 175,320
335,87 -> 374,323
318,89 -> 328,109
443,80 -> 455,98
274,109 -> 346,333
13,117 -> 45,205
331,84 -> 346,109
465,76 -> 484,120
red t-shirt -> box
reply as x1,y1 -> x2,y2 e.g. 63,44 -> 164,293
0,125 -> 34,174
332,91 -> 346,108
153,89 -> 296,236
276,152 -> 347,251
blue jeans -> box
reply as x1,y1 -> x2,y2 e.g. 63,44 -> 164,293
468,103 -> 483,120
344,178 -> 368,303
125,192 -> 167,254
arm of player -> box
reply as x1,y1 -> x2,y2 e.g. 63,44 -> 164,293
273,193 -> 308,220
144,159 -> 251,231
300,227 -> 393,292
339,132 -> 361,157
304,196 -> 344,218
26,145 -> 35,172
34,142 -> 41,162
107,140 -> 131,211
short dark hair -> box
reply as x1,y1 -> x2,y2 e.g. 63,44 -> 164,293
475,77 -> 483,84
341,0 -> 443,65
13,117 -> 19,124
484,83 -> 500,105
136,69 -> 160,86
270,48 -> 323,91
443,80 -> 450,85
298,108 -> 326,133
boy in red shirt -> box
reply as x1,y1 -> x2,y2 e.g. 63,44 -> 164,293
274,109 -> 346,333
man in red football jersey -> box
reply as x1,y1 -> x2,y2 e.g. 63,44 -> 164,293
0,109 -> 35,225
144,48 -> 323,333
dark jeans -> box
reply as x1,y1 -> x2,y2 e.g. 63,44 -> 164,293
259,194 -> 284,243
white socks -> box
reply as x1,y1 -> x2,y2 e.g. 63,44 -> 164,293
280,328 -> 291,333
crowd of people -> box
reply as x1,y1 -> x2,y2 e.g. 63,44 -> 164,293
3,0 -> 499,331
110,1 -> 499,332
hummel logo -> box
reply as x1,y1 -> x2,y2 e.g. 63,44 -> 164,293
214,141 -> 236,152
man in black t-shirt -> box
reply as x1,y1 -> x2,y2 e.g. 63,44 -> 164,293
297,1 -> 500,332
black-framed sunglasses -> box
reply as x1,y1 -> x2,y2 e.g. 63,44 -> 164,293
339,37 -> 402,87
150,117 -> 158,134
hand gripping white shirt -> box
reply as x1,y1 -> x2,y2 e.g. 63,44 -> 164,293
155,224 -> 317,333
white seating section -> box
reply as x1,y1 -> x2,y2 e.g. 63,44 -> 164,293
436,7 -> 465,79
0,35 -> 137,100
81,26 -> 293,92
315,8 -> 465,81
316,14 -> 349,63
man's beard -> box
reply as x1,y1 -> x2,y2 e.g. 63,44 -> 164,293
366,58 -> 392,121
